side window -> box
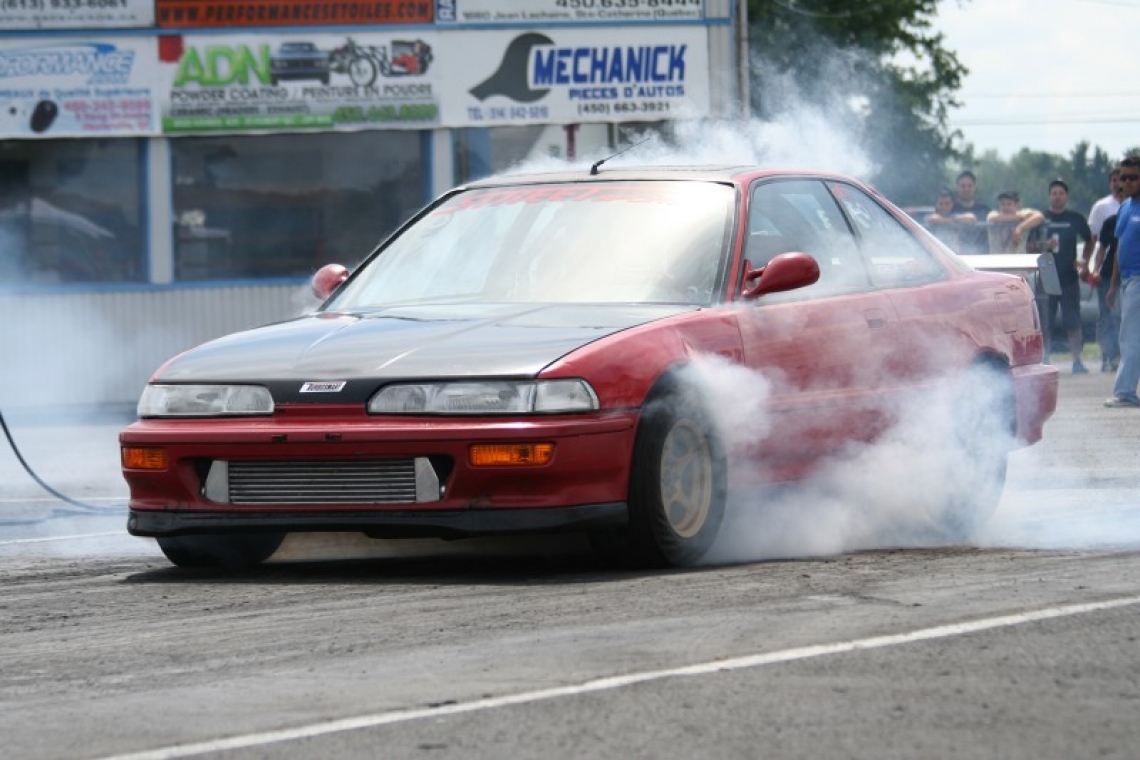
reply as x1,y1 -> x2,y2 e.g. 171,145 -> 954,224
827,182 -> 943,288
746,178 -> 868,296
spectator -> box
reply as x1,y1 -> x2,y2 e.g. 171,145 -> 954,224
1091,211 -> 1121,372
924,187 -> 976,250
1030,178 -> 1092,372
1105,156 -> 1140,407
1086,167 -> 1126,372
951,170 -> 991,254
986,190 -> 1045,253
1082,167 -> 1124,275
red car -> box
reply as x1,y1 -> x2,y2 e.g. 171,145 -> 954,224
121,166 -> 1058,569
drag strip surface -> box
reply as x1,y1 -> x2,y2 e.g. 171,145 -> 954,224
1,373 -> 1138,760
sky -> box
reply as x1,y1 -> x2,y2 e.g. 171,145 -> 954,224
934,0 -> 1137,160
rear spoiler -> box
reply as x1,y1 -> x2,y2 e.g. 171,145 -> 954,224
958,253 -> 1039,275
959,253 -> 1061,295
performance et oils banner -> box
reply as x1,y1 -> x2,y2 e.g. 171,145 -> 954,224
0,37 -> 160,139
436,26 -> 710,127
157,33 -> 441,133
155,0 -> 433,27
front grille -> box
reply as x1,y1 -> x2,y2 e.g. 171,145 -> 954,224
204,459 -> 440,505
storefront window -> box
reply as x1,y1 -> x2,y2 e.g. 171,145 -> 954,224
170,131 -> 425,281
0,139 -> 145,286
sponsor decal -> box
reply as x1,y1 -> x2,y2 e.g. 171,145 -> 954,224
156,0 -> 433,27
0,38 -> 157,138
300,381 -> 347,393
0,0 -> 153,30
433,0 -> 702,25
159,33 -> 441,133
0,42 -> 136,87
455,28 -> 705,126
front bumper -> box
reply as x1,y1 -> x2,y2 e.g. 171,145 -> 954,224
121,406 -> 639,536
128,502 -> 627,539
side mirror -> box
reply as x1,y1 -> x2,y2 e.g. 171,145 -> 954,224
741,252 -> 820,299
311,263 -> 349,300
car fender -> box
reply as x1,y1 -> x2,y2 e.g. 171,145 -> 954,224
541,308 -> 743,410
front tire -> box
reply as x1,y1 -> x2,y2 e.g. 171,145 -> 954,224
156,533 -> 285,569
625,391 -> 727,566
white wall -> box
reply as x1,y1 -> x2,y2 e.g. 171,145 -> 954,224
0,284 -> 309,409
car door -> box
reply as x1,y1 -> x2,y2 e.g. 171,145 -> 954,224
825,181 -> 987,383
736,178 -> 899,480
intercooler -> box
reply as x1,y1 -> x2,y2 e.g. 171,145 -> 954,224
202,458 -> 441,505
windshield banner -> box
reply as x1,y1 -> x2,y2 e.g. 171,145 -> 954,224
0,0 -> 153,30
157,0 -> 433,27
437,26 -> 709,127
0,37 -> 159,138
434,0 -> 703,25
157,32 -> 441,133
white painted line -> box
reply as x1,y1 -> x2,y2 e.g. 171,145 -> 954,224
97,594 -> 1140,760
0,532 -> 123,546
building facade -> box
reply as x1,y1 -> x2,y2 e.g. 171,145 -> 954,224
0,0 -> 746,406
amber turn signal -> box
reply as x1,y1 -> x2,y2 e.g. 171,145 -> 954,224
468,443 -> 554,467
121,447 -> 170,470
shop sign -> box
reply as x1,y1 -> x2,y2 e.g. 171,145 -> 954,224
156,0 -> 433,28
0,0 -> 153,30
434,0 -> 704,25
0,37 -> 159,138
438,26 -> 709,127
158,33 -> 442,133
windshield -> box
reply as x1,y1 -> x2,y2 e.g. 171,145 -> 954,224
326,180 -> 735,309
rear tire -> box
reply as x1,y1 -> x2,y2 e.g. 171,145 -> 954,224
156,533 -> 285,569
624,391 -> 726,567
927,362 -> 1015,541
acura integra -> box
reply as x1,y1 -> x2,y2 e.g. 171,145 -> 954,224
120,165 -> 1059,569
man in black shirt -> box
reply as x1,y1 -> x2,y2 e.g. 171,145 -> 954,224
1031,178 -> 1093,372
1091,212 -> 1122,371
950,170 -> 991,254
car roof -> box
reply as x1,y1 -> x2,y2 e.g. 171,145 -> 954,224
462,164 -> 869,190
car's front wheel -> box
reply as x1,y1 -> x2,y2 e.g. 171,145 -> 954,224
156,533 -> 285,569
623,391 -> 727,567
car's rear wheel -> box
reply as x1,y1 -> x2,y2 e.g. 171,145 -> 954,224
927,361 -> 1016,541
156,533 -> 285,569
620,391 -> 726,567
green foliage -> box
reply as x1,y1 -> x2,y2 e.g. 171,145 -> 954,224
746,0 -> 966,204
743,0 -> 1135,211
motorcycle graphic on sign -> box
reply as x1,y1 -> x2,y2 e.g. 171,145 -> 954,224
329,38 -> 433,86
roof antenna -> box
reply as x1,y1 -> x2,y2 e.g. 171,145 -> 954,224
589,136 -> 652,176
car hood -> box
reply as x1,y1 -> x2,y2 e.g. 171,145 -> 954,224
155,302 -> 697,402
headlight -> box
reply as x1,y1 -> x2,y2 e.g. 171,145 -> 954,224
138,384 -> 274,418
368,379 -> 599,415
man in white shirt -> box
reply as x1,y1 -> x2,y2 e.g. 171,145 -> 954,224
1083,167 -> 1125,371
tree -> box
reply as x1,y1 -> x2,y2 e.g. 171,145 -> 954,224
746,0 -> 968,204
958,142 -> 1131,216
